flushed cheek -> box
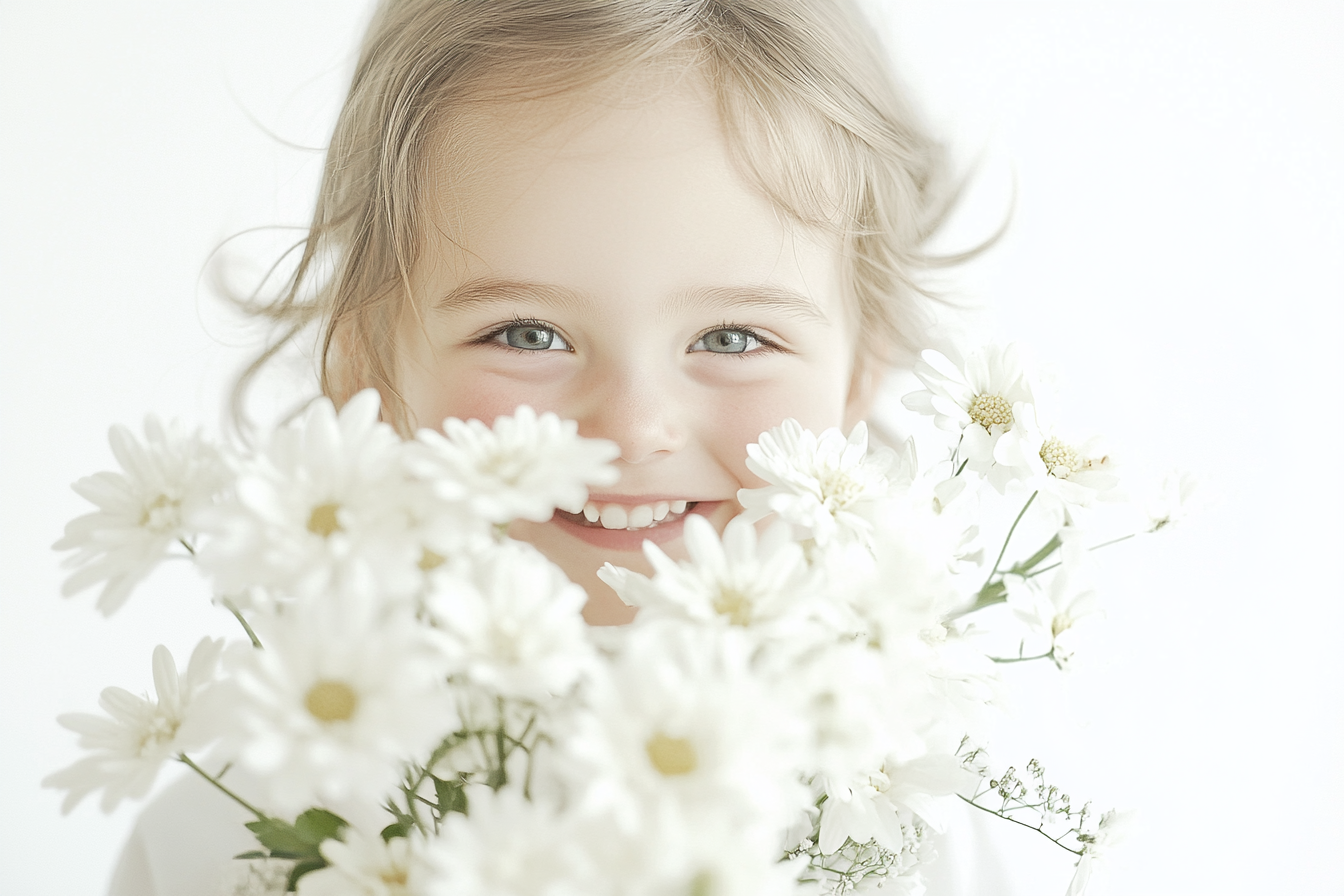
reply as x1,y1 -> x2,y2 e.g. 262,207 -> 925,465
405,364 -> 572,431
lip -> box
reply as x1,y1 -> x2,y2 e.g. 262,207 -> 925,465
550,500 -> 725,551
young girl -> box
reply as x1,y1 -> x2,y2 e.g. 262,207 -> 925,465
114,0 -> 1003,892
233,0 -> 959,626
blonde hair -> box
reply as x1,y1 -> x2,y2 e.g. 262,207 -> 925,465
234,0 -> 968,434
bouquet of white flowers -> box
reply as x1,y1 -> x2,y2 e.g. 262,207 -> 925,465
45,343 -> 1194,896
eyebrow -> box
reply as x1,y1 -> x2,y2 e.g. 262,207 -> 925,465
433,278 -> 831,325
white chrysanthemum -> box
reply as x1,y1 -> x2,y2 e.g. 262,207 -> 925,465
198,390 -> 422,603
227,596 -> 455,814
598,515 -> 827,637
423,786 -> 601,896
424,540 -> 595,703
995,403 -> 1121,508
738,419 -> 897,547
901,345 -> 1047,473
54,417 -> 229,614
297,829 -> 437,896
412,406 -> 620,523
44,638 -> 223,812
818,754 -> 973,855
569,622 -> 808,847
1005,537 -> 1103,668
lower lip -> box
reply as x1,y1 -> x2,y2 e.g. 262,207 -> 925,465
549,501 -> 724,552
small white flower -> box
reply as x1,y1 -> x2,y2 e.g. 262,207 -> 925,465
425,540 -> 595,703
902,344 -> 1047,474
227,595 -> 455,814
738,419 -> 896,547
598,515 -> 826,637
1145,468 -> 1201,532
297,828 -> 437,896
1067,808 -> 1137,896
413,406 -> 619,523
198,390 -> 422,602
54,417 -> 228,614
44,638 -> 224,812
1005,542 -> 1102,668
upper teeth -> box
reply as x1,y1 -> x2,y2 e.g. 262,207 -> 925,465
583,500 -> 689,530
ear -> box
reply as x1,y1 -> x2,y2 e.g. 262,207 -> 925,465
843,353 -> 886,430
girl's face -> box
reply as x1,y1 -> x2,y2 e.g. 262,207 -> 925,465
396,76 -> 869,623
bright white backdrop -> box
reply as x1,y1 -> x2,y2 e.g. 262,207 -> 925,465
1,3 -> 1340,893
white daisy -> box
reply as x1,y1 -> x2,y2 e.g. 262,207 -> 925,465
424,540 -> 595,703
297,828 -> 437,896
423,785 -> 602,896
598,515 -> 827,638
226,595 -> 455,814
198,390 -> 423,603
1005,539 -> 1103,668
818,753 -> 974,855
568,621 -> 808,847
997,403 -> 1121,508
901,344 -> 1046,474
44,638 -> 224,812
412,406 -> 620,524
53,417 -> 229,614
738,419 -> 897,548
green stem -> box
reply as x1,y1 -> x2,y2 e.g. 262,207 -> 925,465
1009,533 -> 1062,576
178,754 -> 270,822
989,651 -> 1055,665
222,598 -> 262,649
957,795 -> 1083,856
983,491 -> 1038,590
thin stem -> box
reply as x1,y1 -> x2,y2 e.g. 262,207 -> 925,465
957,795 -> 1083,856
983,491 -> 1038,590
178,538 -> 197,556
222,598 -> 262,649
1022,532 -> 1136,581
989,651 -> 1055,665
1009,533 -> 1062,576
178,754 -> 269,822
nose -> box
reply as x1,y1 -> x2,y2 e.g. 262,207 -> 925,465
572,365 -> 687,465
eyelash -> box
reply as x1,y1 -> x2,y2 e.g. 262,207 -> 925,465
474,318 -> 783,355
477,317 -> 573,353
688,322 -> 782,356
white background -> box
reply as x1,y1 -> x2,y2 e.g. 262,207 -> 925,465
1,2 -> 1340,893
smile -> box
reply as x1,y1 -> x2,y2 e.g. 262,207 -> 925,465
561,499 -> 695,531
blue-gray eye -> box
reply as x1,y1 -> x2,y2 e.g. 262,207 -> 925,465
691,328 -> 760,354
496,324 -> 570,351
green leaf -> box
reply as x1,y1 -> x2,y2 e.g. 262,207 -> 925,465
293,807 -> 348,843
380,820 -> 413,842
244,819 -> 320,859
233,851 -> 268,860
434,777 -> 469,815
286,856 -> 328,892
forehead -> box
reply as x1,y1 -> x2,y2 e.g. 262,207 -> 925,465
414,74 -> 850,329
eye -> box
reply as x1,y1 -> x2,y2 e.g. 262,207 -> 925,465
690,327 -> 762,354
489,320 -> 571,352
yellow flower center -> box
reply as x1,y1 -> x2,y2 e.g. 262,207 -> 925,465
304,679 -> 358,722
645,732 -> 697,776
418,548 -> 445,571
307,502 -> 343,538
816,467 -> 865,509
137,714 -> 180,756
711,587 -> 754,626
968,393 -> 1014,430
139,494 -> 182,534
1040,437 -> 1080,478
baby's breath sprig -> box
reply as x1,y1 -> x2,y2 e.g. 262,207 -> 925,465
956,739 -> 1096,858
